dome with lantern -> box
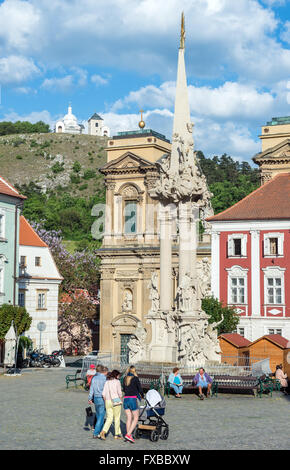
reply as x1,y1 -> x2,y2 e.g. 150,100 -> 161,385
55,104 -> 84,134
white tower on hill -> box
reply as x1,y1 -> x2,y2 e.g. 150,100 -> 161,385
88,113 -> 110,137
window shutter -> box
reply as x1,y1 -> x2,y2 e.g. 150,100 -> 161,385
278,237 -> 283,256
241,236 -> 247,257
228,238 -> 234,257
264,237 -> 270,256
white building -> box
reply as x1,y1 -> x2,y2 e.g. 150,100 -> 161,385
88,113 -> 110,137
55,104 -> 84,134
18,216 -> 63,353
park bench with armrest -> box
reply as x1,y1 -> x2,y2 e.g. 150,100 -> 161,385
257,375 -> 274,398
211,375 -> 259,397
165,374 -> 218,398
65,369 -> 84,389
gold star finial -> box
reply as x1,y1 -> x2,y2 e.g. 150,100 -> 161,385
180,12 -> 185,49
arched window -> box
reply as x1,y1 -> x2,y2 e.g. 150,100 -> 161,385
120,185 -> 141,235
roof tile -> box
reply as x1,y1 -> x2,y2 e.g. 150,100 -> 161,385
208,173 -> 290,221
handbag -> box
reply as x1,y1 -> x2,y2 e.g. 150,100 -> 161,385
109,381 -> 122,407
112,397 -> 122,407
86,406 -> 93,417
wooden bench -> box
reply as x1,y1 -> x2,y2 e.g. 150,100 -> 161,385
165,374 -> 218,398
212,375 -> 259,397
65,369 -> 84,389
138,373 -> 162,392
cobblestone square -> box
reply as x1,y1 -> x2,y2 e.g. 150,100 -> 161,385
0,367 -> 289,450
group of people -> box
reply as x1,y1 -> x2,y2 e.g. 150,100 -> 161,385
168,366 -> 213,400
87,364 -> 143,444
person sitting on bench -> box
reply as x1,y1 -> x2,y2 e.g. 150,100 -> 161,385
168,367 -> 183,398
193,368 -> 213,399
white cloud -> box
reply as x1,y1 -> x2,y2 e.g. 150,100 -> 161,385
41,75 -> 74,92
112,80 -> 275,121
1,109 -> 55,129
0,55 -> 40,85
91,74 -> 109,86
0,0 -> 288,84
0,0 -> 40,52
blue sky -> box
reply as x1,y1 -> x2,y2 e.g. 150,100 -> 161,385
0,0 -> 290,162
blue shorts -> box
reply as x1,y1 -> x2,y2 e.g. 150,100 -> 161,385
197,380 -> 208,388
123,397 -> 138,411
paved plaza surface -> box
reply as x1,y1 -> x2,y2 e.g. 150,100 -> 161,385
0,367 -> 289,450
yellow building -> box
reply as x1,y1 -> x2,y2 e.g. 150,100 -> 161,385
98,128 -> 211,361
254,116 -> 290,184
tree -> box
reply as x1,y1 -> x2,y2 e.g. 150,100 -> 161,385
202,296 -> 239,335
58,296 -> 97,354
0,304 -> 32,339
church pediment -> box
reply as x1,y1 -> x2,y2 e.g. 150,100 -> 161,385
100,152 -> 156,174
254,139 -> 290,164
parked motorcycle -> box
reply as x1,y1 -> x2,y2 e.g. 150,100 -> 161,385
28,348 -> 64,368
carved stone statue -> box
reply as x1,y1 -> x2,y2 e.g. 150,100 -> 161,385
122,289 -> 133,313
148,272 -> 159,313
203,315 -> 224,361
176,272 -> 196,312
197,257 -> 211,298
128,321 -> 147,363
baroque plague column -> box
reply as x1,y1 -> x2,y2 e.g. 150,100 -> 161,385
138,14 -> 221,366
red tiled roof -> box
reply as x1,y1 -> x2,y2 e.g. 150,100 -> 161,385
0,176 -> 26,200
218,333 -> 251,347
19,216 -> 47,247
208,173 -> 290,221
261,334 -> 289,349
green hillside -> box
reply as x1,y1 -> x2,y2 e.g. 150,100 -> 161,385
0,132 -> 108,198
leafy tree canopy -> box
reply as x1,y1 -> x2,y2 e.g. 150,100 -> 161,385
0,120 -> 50,136
0,304 -> 32,339
202,296 -> 240,335
197,151 -> 260,214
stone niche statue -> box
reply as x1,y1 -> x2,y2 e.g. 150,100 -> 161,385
127,321 -> 147,363
122,289 -> 133,313
148,272 -> 159,314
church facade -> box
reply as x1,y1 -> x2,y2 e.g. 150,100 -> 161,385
97,129 -> 212,361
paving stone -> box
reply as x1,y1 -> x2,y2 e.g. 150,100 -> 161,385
0,368 -> 289,450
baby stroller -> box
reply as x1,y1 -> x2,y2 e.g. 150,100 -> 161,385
132,389 -> 169,442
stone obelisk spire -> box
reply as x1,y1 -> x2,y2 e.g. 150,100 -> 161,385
171,12 -> 193,173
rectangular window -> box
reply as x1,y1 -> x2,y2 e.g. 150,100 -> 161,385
20,256 -> 27,267
18,290 -> 25,307
233,238 -> 242,256
269,238 -> 278,255
230,277 -> 245,304
124,201 -> 137,234
266,278 -> 282,304
268,328 -> 282,335
35,257 -> 41,267
0,214 -> 3,238
238,328 -> 245,337
37,292 -> 46,309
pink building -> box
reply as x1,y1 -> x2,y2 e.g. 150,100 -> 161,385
208,173 -> 290,342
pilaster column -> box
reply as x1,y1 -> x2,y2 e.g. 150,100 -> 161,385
159,203 -> 173,312
211,231 -> 220,299
250,230 -> 260,317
